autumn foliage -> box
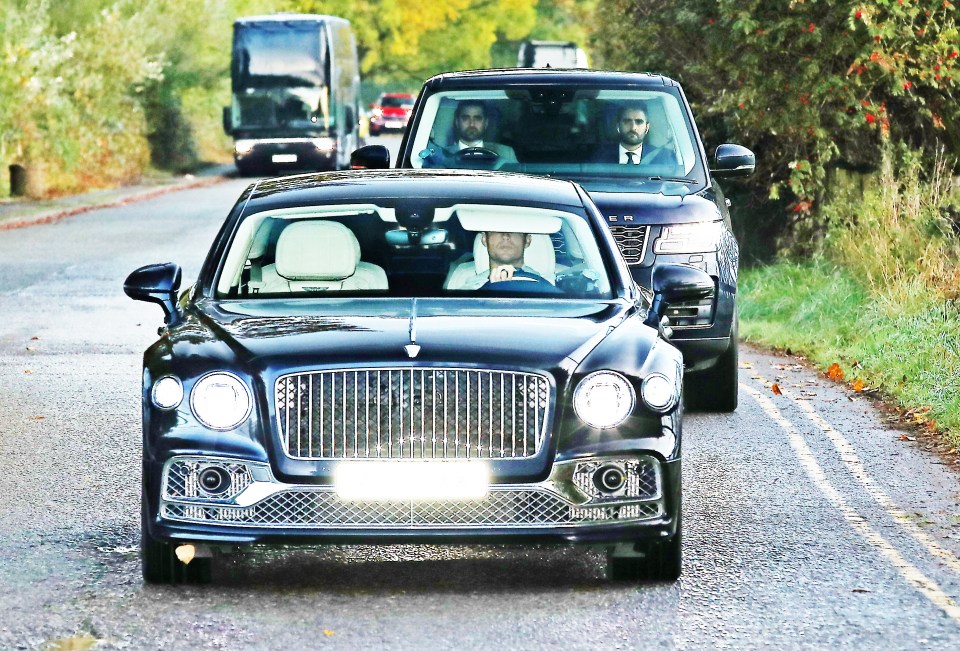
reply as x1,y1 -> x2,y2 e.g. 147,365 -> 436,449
592,0 -> 960,217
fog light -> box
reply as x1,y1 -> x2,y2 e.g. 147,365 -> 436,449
593,464 -> 627,493
198,466 -> 231,495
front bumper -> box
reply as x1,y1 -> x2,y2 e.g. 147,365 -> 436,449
146,454 -> 680,546
234,138 -> 338,171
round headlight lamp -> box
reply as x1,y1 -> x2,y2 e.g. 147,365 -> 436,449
151,375 -> 183,410
190,372 -> 252,431
641,373 -> 678,413
573,371 -> 636,429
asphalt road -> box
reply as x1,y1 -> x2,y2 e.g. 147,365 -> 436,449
1,140 -> 959,649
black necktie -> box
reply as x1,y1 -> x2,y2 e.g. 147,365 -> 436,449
625,151 -> 637,164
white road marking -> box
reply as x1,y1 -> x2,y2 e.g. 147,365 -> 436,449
742,383 -> 960,622
750,372 -> 960,575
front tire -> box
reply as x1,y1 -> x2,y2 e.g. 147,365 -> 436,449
141,491 -> 211,585
685,318 -> 738,412
607,515 -> 682,582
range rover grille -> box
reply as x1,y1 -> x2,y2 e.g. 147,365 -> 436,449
608,225 -> 649,265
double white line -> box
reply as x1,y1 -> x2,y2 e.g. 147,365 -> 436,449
741,379 -> 960,622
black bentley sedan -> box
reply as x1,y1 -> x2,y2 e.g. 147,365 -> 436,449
352,69 -> 755,412
125,169 -> 713,584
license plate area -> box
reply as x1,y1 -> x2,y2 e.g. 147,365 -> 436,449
272,153 -> 298,163
335,460 -> 489,501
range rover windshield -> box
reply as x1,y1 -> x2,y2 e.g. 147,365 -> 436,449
406,87 -> 706,194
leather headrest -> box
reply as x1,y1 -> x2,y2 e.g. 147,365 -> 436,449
275,221 -> 360,281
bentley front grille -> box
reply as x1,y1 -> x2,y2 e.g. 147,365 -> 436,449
275,368 -> 551,460
608,225 -> 649,265
162,488 -> 663,529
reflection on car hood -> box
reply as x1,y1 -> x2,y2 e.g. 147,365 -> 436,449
587,190 -> 722,225
183,298 -> 634,373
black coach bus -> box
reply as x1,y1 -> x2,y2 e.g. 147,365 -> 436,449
223,14 -> 361,174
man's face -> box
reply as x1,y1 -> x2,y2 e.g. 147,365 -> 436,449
456,105 -> 487,143
483,231 -> 530,267
617,108 -> 650,149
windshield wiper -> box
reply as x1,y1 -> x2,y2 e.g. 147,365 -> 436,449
639,175 -> 696,183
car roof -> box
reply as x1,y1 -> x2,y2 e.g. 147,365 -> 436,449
423,68 -> 679,89
380,92 -> 415,98
243,169 -> 587,213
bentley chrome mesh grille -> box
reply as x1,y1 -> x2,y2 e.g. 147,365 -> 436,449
275,368 -> 551,460
608,225 -> 649,265
162,488 -> 662,528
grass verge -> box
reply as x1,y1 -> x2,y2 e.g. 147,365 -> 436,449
739,260 -> 960,451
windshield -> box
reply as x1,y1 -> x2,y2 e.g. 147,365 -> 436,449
406,87 -> 705,191
381,96 -> 413,108
216,200 -> 616,300
233,22 -> 327,89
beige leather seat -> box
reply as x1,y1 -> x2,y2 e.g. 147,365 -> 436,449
444,233 -> 557,290
256,221 -> 387,293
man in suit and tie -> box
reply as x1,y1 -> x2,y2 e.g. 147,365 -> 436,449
594,103 -> 678,167
420,100 -> 518,168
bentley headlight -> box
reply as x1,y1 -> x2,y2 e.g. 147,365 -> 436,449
653,221 -> 723,254
151,376 -> 183,410
641,373 -> 678,413
573,371 -> 635,429
190,372 -> 252,430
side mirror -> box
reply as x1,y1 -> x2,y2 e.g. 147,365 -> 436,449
710,144 -> 755,178
644,264 -> 714,329
222,106 -> 233,136
350,144 -> 390,170
124,262 -> 183,325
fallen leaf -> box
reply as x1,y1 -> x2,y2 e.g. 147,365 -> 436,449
324,630 -> 335,637
852,378 -> 865,392
30,336 -> 40,341
946,448 -> 957,455
899,434 -> 917,442
175,544 -> 196,565
827,363 -> 844,381
24,369 -> 33,374
33,415 -> 45,420
25,346 -> 37,351
847,396 -> 856,402
851,588 -> 871,593
739,361 -> 753,369
771,383 -> 783,395
925,421 -> 938,432
853,360 -> 863,369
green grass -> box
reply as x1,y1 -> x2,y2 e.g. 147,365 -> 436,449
739,260 -> 960,450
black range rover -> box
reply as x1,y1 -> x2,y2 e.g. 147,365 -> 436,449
354,69 -> 755,411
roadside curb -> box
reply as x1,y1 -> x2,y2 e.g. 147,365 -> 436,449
0,173 -> 233,232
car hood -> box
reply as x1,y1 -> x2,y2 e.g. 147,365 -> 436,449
586,188 -> 723,225
178,298 -> 635,374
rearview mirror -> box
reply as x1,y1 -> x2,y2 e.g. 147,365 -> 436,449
350,145 -> 391,170
710,144 -> 755,178
124,262 -> 182,325
644,264 -> 714,329
222,107 -> 233,136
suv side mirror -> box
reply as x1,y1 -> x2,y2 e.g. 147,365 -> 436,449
710,144 -> 755,178
350,145 -> 391,170
124,262 -> 183,325
644,264 -> 714,329
222,106 -> 233,136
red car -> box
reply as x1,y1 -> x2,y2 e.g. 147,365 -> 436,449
368,92 -> 415,135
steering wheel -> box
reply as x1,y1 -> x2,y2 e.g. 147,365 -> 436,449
453,147 -> 501,169
478,269 -> 562,294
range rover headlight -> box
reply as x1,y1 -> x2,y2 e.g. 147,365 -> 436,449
151,375 -> 183,410
190,372 -> 252,431
641,373 -> 679,413
653,221 -> 723,254
573,371 -> 635,429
